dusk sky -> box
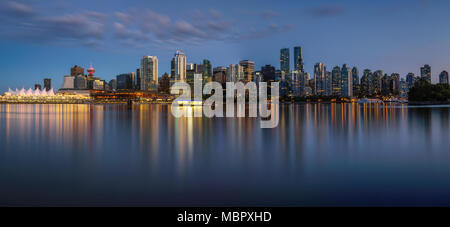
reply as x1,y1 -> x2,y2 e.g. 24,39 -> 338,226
0,0 -> 449,91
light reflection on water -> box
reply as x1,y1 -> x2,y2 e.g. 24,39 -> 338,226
0,103 -> 449,206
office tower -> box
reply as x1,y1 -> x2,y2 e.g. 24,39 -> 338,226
341,64 -> 352,97
116,73 -> 134,90
390,73 -> 400,96
331,66 -> 341,96
406,73 -> 415,89
109,79 -> 117,91
280,48 -> 290,74
325,71 -> 332,96
213,67 -> 227,85
62,75 -> 75,89
136,68 -> 141,90
360,69 -> 372,97
171,51 -> 186,83
130,72 -> 136,90
293,46 -> 305,73
70,65 -> 84,77
74,75 -> 87,89
92,79 -> 104,90
372,70 -> 383,97
313,62 -> 326,95
44,78 -> 51,91
226,64 -> 244,83
381,74 -> 391,96
34,84 -> 41,90
399,78 -> 408,98
352,67 -> 359,96
158,73 -> 171,94
261,65 -> 276,82
203,59 -> 212,83
420,64 -> 431,83
439,71 -> 449,85
239,60 -> 255,82
186,66 -> 195,89
140,55 -> 158,90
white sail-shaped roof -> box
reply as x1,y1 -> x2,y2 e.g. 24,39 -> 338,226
26,88 -> 33,95
33,89 -> 41,95
47,88 -> 55,96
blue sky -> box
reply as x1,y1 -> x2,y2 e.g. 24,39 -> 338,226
0,0 -> 449,91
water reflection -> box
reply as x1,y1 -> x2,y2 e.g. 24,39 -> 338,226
0,103 -> 450,206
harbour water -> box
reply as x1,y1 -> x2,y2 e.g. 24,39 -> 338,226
0,103 -> 450,206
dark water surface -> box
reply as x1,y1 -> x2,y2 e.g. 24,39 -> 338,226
1,103 -> 450,206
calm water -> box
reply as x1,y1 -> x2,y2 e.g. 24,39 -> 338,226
1,103 -> 450,206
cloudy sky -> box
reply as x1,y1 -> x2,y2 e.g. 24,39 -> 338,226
0,0 -> 449,91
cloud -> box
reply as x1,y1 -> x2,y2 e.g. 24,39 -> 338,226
308,5 -> 346,17
260,10 -> 280,20
0,1 -> 35,17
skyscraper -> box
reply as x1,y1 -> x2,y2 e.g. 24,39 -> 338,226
331,66 -> 341,96
314,62 -> 326,95
70,65 -> 84,77
261,65 -> 276,82
352,67 -> 359,96
171,51 -> 186,82
293,46 -> 305,73
239,60 -> 255,82
325,71 -> 332,96
360,70 -> 372,97
341,64 -> 352,97
44,78 -> 51,91
420,64 -> 431,83
203,59 -> 212,83
140,56 -> 158,91
439,71 -> 449,85
406,72 -> 415,89
372,70 -> 383,96
390,73 -> 400,96
280,48 -> 290,74
116,73 -> 134,90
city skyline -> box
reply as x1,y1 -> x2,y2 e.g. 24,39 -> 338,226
1,0 -> 450,92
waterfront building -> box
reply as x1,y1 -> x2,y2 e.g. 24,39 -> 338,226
381,74 -> 391,96
261,65 -> 276,82
34,84 -> 42,90
70,65 -> 84,77
109,79 -> 117,91
293,46 -> 305,73
352,67 -> 359,96
372,70 -> 383,97
213,67 -> 227,85
341,64 -> 352,97
324,71 -> 332,96
420,64 -> 431,83
391,73 -> 400,96
314,62 -> 326,95
439,70 -> 449,85
74,75 -> 87,89
140,55 -> 158,90
116,73 -> 134,90
239,60 -> 255,82
92,79 -> 104,90
360,69 -> 373,97
280,48 -> 290,74
399,78 -> 408,98
136,68 -> 141,90
203,59 -> 212,83
62,75 -> 75,89
331,66 -> 341,96
171,51 -> 186,83
44,78 -> 51,91
159,73 -> 171,94
406,72 -> 415,89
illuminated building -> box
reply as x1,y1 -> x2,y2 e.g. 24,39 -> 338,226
439,71 -> 449,85
171,51 -> 186,83
140,56 -> 159,91
44,78 -> 51,91
280,48 -> 290,75
420,64 -> 431,83
239,60 -> 255,82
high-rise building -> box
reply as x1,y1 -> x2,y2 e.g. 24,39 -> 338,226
239,60 -> 255,82
280,48 -> 290,74
325,71 -> 332,96
34,84 -> 42,90
140,55 -> 158,90
399,78 -> 408,98
439,70 -> 449,85
341,64 -> 352,97
352,67 -> 359,96
213,67 -> 227,85
136,68 -> 141,90
158,73 -> 171,94
360,69 -> 373,97
116,73 -> 134,90
390,73 -> 400,96
202,59 -> 212,83
372,70 -> 383,97
293,46 -> 305,73
331,66 -> 341,96
62,75 -> 75,89
171,51 -> 186,83
406,73 -> 415,89
109,79 -> 117,90
420,64 -> 431,83
381,73 -> 391,96
44,78 -> 51,91
314,62 -> 326,95
226,64 -> 244,82
70,65 -> 84,77
75,75 -> 87,89
261,65 -> 276,82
